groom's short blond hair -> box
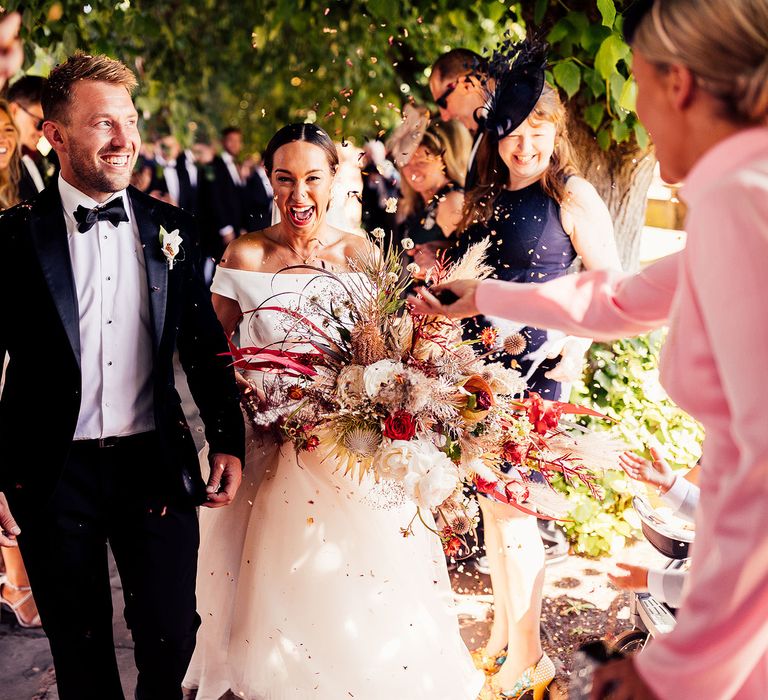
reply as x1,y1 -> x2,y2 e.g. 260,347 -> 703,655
42,52 -> 138,124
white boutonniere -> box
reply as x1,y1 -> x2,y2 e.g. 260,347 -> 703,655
159,226 -> 183,270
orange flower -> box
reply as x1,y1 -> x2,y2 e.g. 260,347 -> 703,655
480,326 -> 498,349
288,385 -> 305,400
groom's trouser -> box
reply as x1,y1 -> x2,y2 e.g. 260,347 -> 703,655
16,433 -> 200,700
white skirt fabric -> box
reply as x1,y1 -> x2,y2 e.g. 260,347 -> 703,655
183,429 -> 484,700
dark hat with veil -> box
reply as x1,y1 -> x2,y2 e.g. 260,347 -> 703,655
476,35 -> 549,142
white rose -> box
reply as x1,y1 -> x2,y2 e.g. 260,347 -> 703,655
363,359 -> 403,398
374,439 -> 413,481
385,197 -> 398,213
396,440 -> 460,510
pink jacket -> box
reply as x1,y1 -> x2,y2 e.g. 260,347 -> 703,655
475,127 -> 768,699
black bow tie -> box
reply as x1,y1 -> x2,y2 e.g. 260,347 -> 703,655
74,198 -> 129,233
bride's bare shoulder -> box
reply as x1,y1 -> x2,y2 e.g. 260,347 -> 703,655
220,227 -> 280,271
338,230 -> 376,260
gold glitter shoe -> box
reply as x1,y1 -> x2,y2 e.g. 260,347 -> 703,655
490,653 -> 555,700
471,646 -> 508,676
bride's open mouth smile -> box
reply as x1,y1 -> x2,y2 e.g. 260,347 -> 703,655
287,204 -> 315,227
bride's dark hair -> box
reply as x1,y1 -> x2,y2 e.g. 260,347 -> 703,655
262,123 -> 339,176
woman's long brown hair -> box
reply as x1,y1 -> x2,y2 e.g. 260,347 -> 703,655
458,83 -> 580,233
0,100 -> 21,211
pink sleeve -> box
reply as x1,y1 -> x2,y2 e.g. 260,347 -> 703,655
474,252 -> 679,341
637,184 -> 768,699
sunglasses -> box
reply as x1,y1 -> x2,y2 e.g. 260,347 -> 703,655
18,104 -> 44,131
435,81 -> 457,109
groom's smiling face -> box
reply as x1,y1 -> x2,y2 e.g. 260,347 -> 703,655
47,80 -> 140,202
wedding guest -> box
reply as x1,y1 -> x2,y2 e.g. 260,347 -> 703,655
360,139 -> 399,240
7,75 -> 50,199
608,449 -> 699,608
0,11 -> 23,91
412,1 -> 768,696
430,48 -> 488,189
397,120 -> 471,276
0,52 -> 244,700
449,44 -> 621,699
241,153 -> 272,231
153,132 -> 200,213
199,126 -> 247,282
0,99 -> 40,629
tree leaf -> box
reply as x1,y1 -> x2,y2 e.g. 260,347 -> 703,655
597,0 -> 616,28
583,67 -> 606,98
596,126 -> 611,151
584,102 -> 605,132
547,18 -> 571,44
594,34 -> 630,80
611,118 -> 630,143
534,0 -> 548,25
553,61 -> 581,99
618,76 -> 637,112
634,122 -> 650,150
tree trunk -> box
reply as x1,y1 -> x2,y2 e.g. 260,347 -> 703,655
567,112 -> 656,272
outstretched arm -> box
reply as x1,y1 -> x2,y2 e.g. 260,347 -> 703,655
410,251 -> 679,341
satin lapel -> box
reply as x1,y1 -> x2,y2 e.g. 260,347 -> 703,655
129,187 -> 167,354
28,186 -> 81,368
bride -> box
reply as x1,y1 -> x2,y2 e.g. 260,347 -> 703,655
183,123 -> 484,699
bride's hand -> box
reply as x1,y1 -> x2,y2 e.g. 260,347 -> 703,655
407,279 -> 481,319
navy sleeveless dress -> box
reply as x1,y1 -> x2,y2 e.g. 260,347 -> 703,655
456,181 -> 577,399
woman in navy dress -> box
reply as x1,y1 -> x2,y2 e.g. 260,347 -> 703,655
454,76 -> 621,698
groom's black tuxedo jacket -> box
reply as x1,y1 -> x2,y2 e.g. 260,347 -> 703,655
0,184 -> 245,514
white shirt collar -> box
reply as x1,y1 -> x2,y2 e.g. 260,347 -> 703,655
58,173 -> 131,230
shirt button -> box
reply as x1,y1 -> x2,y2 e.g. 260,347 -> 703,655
107,319 -> 113,325
107,361 -> 113,366
106,276 -> 111,281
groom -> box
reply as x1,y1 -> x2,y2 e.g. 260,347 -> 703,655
0,53 -> 244,699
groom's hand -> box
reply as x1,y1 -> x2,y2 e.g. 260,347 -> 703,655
203,453 -> 243,508
0,492 -> 21,547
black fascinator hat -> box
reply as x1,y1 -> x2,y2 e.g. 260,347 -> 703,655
623,0 -> 655,43
477,35 -> 549,143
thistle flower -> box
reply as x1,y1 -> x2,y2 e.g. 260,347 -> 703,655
371,227 -> 386,239
503,332 -> 527,356
406,262 -> 420,275
480,326 -> 498,349
449,514 -> 473,535
343,426 -> 382,457
401,237 -> 415,250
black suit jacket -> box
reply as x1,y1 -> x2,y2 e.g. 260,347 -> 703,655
150,152 -> 200,214
0,184 -> 244,514
198,156 -> 246,261
242,169 -> 272,232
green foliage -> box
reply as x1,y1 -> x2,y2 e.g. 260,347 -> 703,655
561,331 -> 704,557
8,0 -> 649,156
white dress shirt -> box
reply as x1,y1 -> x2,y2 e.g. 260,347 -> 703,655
59,175 -> 155,439
22,154 -> 45,193
158,150 -> 198,206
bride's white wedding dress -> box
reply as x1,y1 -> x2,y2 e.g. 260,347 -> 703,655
183,268 -> 484,700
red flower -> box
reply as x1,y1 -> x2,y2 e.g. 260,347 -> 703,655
441,527 -> 463,557
524,392 -> 563,435
501,440 -> 528,464
475,390 -> 493,411
474,476 -> 498,495
383,410 -> 417,440
305,435 -> 320,452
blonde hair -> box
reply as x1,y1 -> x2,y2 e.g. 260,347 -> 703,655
43,52 -> 138,124
398,119 -> 472,221
459,83 -> 580,232
633,0 -> 768,124
0,100 -> 20,211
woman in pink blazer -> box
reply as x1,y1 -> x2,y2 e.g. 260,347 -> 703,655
412,1 -> 768,698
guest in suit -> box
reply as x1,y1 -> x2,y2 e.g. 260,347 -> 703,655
153,133 -> 199,214
241,153 -> 272,231
198,127 -> 247,282
0,52 -> 244,700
